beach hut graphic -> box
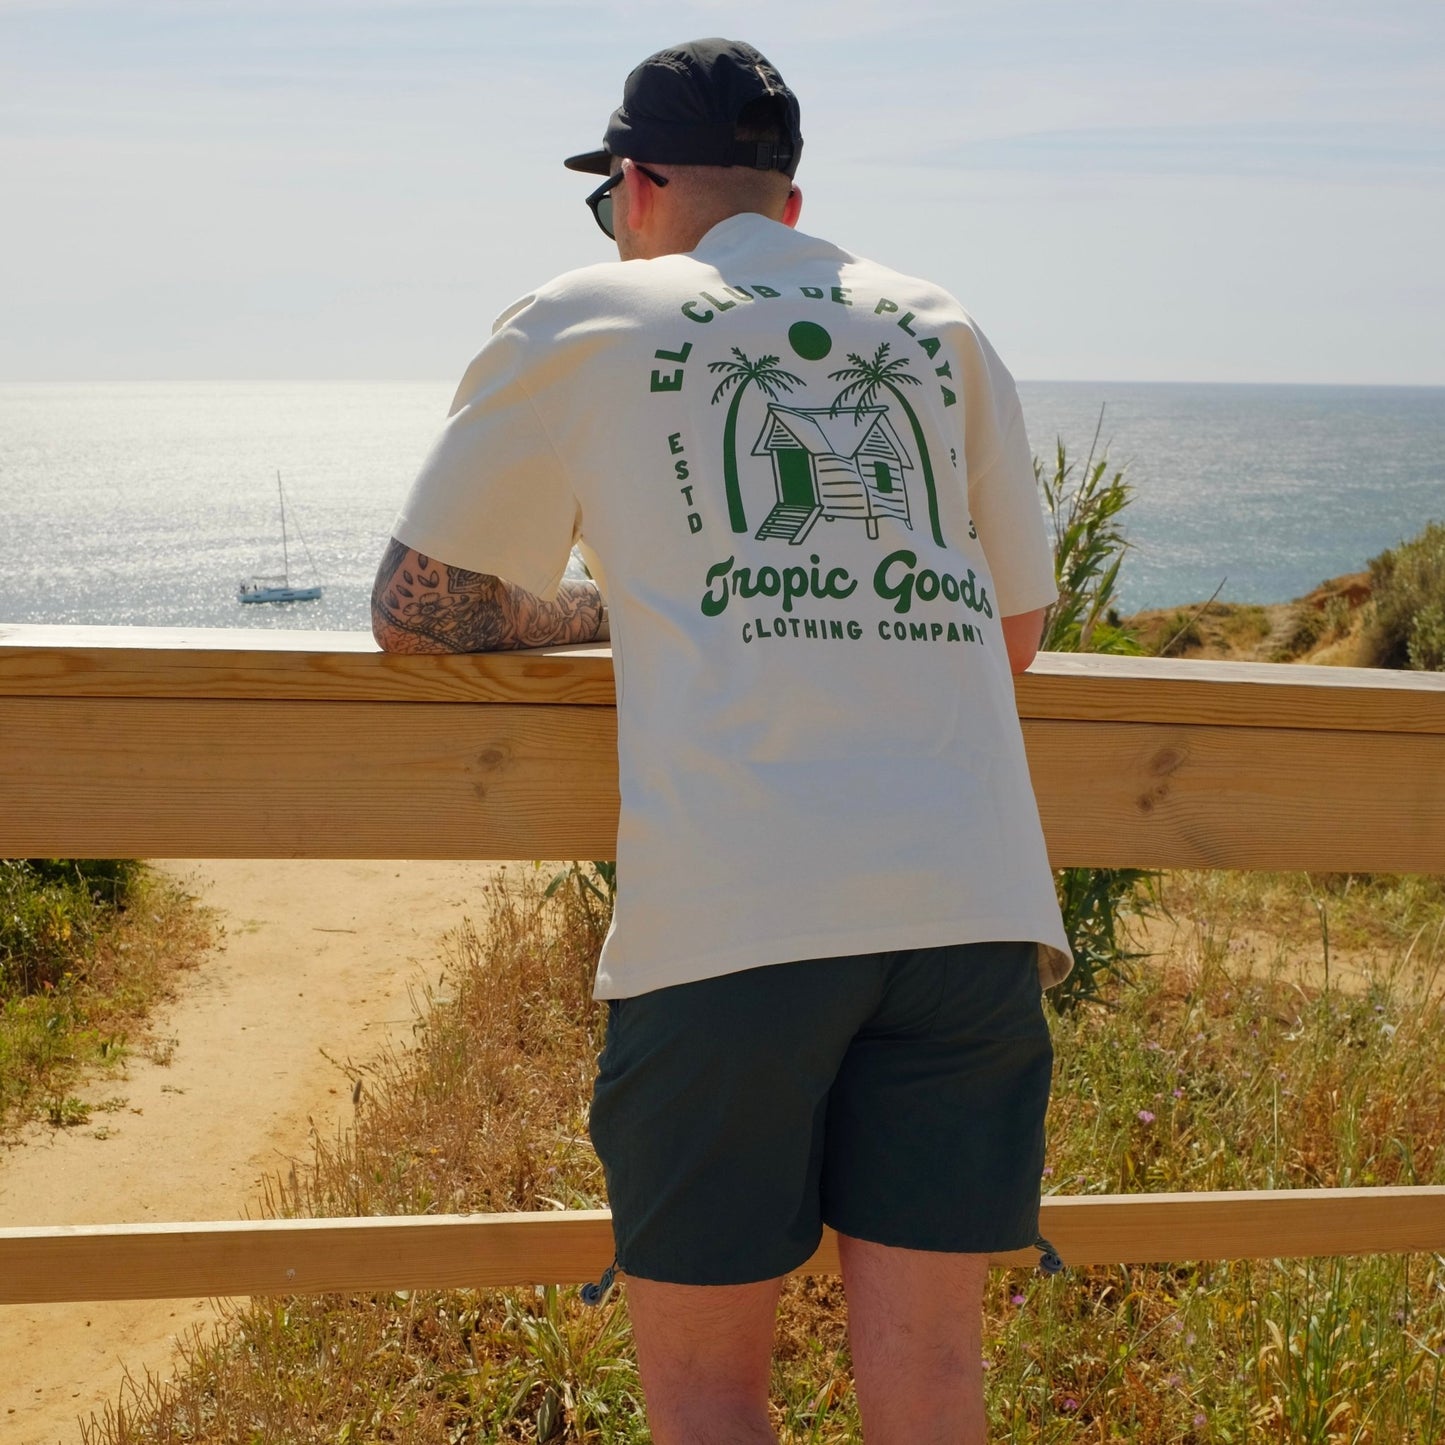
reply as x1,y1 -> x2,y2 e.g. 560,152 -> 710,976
748,404 -> 915,544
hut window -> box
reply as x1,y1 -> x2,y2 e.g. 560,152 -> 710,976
872,460 -> 894,494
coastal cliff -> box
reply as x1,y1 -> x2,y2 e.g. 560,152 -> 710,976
1126,571 -> 1376,666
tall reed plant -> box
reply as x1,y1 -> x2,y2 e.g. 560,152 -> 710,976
1035,421 -> 1157,1011
1037,419 -> 1144,659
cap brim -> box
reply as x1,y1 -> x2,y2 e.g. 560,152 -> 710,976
564,149 -> 612,175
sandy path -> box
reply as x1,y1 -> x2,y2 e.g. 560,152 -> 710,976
0,858 -> 520,1444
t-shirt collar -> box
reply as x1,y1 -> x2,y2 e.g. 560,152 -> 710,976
691,210 -> 786,259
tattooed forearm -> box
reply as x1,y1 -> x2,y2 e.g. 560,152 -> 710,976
370,537 -> 607,653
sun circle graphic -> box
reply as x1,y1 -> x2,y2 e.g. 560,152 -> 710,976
788,320 -> 832,361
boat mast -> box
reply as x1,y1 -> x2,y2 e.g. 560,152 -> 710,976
276,470 -> 291,584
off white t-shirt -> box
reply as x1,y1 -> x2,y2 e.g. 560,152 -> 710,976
394,213 -> 1072,996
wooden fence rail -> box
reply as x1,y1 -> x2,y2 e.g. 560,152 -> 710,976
4,625 -> 1445,871
2,623 -> 1444,1306
5,1191 -> 1445,1306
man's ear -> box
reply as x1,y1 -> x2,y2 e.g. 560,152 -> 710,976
621,160 -> 656,231
782,183 -> 803,229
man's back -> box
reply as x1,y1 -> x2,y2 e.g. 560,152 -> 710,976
393,211 -> 1068,997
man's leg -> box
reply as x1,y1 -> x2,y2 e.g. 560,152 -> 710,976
820,943 -> 1050,1442
838,1235 -> 989,1445
590,960 -> 886,1442
626,1275 -> 785,1445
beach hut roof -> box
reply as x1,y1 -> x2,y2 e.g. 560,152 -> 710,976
751,405 -> 913,466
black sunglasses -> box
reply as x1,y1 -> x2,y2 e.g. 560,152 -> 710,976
585,163 -> 670,239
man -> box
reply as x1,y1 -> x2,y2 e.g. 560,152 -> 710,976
373,37 -> 1070,1444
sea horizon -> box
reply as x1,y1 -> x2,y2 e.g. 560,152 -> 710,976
3,378 -> 1442,632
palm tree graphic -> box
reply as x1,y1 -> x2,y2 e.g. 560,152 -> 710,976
709,348 -> 804,534
828,343 -> 946,548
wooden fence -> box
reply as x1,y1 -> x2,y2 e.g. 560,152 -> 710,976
2,623 -> 1444,1305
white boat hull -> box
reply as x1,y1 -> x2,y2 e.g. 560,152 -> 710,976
238,582 -> 323,604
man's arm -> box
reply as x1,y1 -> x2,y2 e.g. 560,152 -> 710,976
1000,606 -> 1047,674
370,536 -> 607,653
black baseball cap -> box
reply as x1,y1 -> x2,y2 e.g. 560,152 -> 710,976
564,38 -> 803,178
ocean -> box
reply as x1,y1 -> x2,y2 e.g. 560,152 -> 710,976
1,380 -> 1441,631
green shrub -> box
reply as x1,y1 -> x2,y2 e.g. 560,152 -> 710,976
1051,864 -> 1158,1012
1322,593 -> 1353,640
1365,520 -> 1445,671
0,858 -> 141,997
1,860 -> 201,1135
1410,600 -> 1445,671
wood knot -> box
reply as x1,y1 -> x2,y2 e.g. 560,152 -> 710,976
1149,747 -> 1185,777
476,747 -> 508,771
1137,782 -> 1171,815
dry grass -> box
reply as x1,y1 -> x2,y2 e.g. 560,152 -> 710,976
1130,602 -> 1276,660
1124,573 -> 1379,667
82,866 -> 1445,1443
1140,870 -> 1445,999
268,869 -> 610,1224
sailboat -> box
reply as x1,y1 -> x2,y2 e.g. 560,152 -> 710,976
238,471 -> 324,604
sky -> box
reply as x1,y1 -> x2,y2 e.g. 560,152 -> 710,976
2,0 -> 1443,385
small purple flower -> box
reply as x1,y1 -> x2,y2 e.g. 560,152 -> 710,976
1011,1292 -> 1026,1305
1173,1088 -> 1185,1099
1062,1397 -> 1079,1412
1042,1165 -> 1054,1176
1138,1109 -> 1156,1124
1193,1412 -> 1207,1428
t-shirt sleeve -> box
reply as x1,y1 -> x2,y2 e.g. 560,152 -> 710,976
956,322 -> 1058,618
390,299 -> 579,600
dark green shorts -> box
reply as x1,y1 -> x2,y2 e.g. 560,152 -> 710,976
588,941 -> 1053,1286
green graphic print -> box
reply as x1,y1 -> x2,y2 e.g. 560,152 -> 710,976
748,403 -> 915,545
706,334 -> 946,551
706,350 -> 805,534
828,343 -> 946,548
683,305 -> 992,645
